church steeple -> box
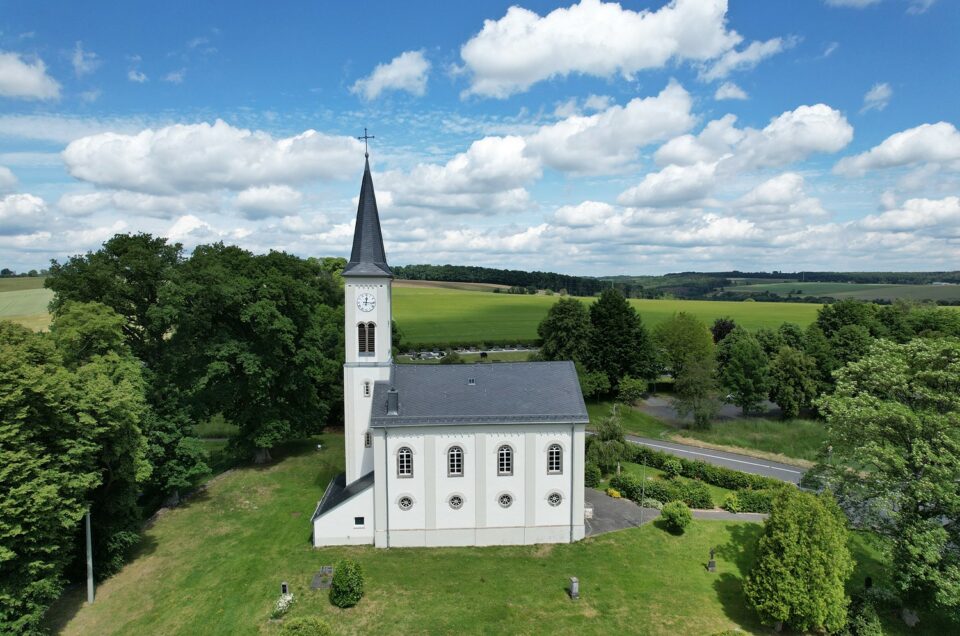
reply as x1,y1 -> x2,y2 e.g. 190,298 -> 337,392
343,155 -> 392,278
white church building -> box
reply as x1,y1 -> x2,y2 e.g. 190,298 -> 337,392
311,154 -> 588,548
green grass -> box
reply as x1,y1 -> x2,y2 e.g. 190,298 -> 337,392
0,287 -> 54,330
725,281 -> 960,302
587,401 -> 673,438
393,286 -> 821,346
676,418 -> 828,463
0,276 -> 46,292
600,461 -> 734,505
193,414 -> 241,438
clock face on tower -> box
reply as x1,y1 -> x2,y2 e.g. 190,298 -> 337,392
356,292 -> 376,312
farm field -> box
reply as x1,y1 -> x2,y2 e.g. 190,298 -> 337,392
0,276 -> 46,292
724,281 -> 960,302
0,287 -> 54,330
46,434 -> 938,636
393,286 -> 822,346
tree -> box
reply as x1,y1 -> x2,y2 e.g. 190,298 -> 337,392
162,245 -> 343,462
777,322 -> 805,350
768,346 -> 819,419
537,297 -> 592,364
754,327 -> 785,358
830,323 -> 873,368
576,362 -> 610,401
816,299 -> 884,339
744,489 -> 854,633
710,316 -> 737,344
587,288 -> 658,388
617,375 -> 647,404
586,403 -> 630,474
718,331 -> 770,414
329,558 -> 364,608
673,354 -> 721,429
653,312 -> 714,378
817,338 -> 960,619
661,501 -> 692,533
803,323 -> 836,394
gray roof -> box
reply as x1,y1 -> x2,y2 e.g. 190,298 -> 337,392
312,471 -> 375,521
370,361 -> 588,428
343,156 -> 391,278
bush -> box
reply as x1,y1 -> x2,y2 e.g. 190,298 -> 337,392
329,558 -> 364,608
846,601 -> 883,636
280,617 -> 334,635
271,593 -> 296,619
609,474 -> 712,508
606,487 -> 622,498
663,458 -> 682,479
673,481 -> 713,509
584,463 -> 601,488
735,489 -> 776,513
628,445 -> 784,491
640,498 -> 663,510
722,492 -> 741,513
661,501 -> 692,533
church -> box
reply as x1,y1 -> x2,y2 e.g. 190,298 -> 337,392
311,152 -> 588,548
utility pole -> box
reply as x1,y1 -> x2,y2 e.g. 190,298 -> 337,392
86,510 -> 94,604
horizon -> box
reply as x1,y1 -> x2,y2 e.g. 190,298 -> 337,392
1,0 -> 959,275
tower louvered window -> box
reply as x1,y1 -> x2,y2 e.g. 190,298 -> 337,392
358,322 -> 376,355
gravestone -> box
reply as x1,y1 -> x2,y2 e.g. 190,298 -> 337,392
311,565 -> 335,590
280,581 -> 289,595
707,547 -> 717,573
568,577 -> 579,600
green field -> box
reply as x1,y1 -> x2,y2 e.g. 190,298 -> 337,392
46,434 -> 944,636
674,418 -> 828,464
393,287 -> 821,346
725,281 -> 960,302
0,287 -> 53,330
0,276 -> 46,292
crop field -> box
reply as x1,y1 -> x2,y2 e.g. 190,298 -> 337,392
0,276 -> 46,292
724,281 -> 960,302
393,286 -> 822,346
0,287 -> 54,330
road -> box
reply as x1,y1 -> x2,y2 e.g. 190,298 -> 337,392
625,434 -> 805,485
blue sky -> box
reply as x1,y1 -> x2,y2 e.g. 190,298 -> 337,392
1,0 -> 958,274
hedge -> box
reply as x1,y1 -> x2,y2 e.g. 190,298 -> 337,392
609,474 -> 713,509
731,488 -> 777,513
628,445 -> 785,492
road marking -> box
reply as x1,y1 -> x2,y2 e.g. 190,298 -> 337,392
630,440 -> 803,476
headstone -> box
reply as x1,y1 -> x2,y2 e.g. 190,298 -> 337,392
280,581 -> 289,595
708,547 -> 716,572
584,503 -> 594,520
311,565 -> 335,590
569,577 -> 579,600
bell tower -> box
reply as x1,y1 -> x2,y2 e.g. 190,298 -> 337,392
341,151 -> 392,484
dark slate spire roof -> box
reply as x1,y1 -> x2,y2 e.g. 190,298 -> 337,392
343,156 -> 391,278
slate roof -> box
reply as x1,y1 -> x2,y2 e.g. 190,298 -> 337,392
343,156 -> 392,278
311,470 -> 375,521
370,361 -> 589,428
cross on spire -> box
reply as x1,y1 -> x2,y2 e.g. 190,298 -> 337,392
357,127 -> 374,157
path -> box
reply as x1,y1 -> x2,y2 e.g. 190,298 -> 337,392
584,489 -> 767,537
625,434 -> 805,484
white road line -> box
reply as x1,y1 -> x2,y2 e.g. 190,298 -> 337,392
631,440 -> 803,475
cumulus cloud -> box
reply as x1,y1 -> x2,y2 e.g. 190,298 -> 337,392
0,114 -> 149,144
526,81 -> 695,173
63,120 -> 364,194
128,69 -> 147,83
458,0 -> 741,98
235,185 -> 303,218
859,196 -> 960,232
57,190 -> 218,218
0,52 -> 61,100
824,0 -> 881,7
351,50 -> 430,100
654,114 -> 744,166
553,201 -> 616,227
617,162 -> 716,207
834,122 -> 960,176
860,82 -> 892,113
736,173 -> 827,218
0,166 -> 17,191
71,42 -> 100,77
701,37 -> 796,82
715,82 -> 748,100
0,193 -> 47,234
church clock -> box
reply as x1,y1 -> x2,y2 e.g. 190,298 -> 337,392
356,292 -> 376,312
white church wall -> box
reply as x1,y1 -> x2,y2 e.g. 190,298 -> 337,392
312,485 -> 375,547
482,430 -> 526,529
433,432 -> 477,530
384,433 -> 426,531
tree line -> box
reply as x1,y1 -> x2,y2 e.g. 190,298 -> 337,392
392,263 -> 622,297
1,234 -> 346,632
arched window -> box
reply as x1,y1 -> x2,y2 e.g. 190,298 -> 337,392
358,322 -> 376,355
357,323 -> 367,354
366,322 -> 375,354
547,444 -> 563,474
397,446 -> 413,478
497,445 -> 513,476
448,446 -> 463,477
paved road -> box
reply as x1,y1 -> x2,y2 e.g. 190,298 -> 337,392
625,434 -> 805,484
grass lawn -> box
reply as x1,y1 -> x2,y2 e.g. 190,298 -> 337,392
675,418 -> 828,463
587,401 -> 673,438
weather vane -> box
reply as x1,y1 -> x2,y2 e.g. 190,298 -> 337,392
357,127 -> 374,157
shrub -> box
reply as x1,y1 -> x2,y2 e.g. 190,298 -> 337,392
722,492 -> 741,513
661,501 -> 692,533
584,463 -> 601,488
663,458 -> 682,479
271,593 -> 296,619
606,487 -> 622,498
628,445 -> 783,491
280,617 -> 334,635
640,498 -> 663,510
674,481 -> 713,509
846,601 -> 883,636
735,489 -> 776,513
329,558 -> 364,608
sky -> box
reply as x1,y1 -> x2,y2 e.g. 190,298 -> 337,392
1,0 -> 959,276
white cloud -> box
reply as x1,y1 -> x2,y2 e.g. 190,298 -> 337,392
0,166 -> 17,191
861,82 -> 892,113
834,122 -> 960,176
71,42 -> 100,77
459,0 -> 742,98
824,0 -> 881,7
617,162 -> 717,207
860,196 -> 960,232
128,69 -> 147,83
0,114 -> 148,143
907,0 -> 937,14
235,185 -> 303,218
0,193 -> 47,233
654,114 -> 743,166
701,37 -> 795,82
714,82 -> 748,100
583,95 -> 612,112
526,81 -> 695,174
0,52 -> 61,100
57,190 -> 218,218
736,173 -> 827,218
553,201 -> 616,227
63,120 -> 364,194
80,89 -> 101,103
351,50 -> 430,100
163,69 -> 186,84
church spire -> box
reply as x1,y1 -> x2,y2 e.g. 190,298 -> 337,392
343,149 -> 391,278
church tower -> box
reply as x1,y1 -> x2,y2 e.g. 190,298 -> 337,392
341,154 -> 392,484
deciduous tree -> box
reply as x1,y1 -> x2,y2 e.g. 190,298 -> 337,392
718,330 -> 770,414
653,312 -> 713,378
587,288 -> 657,388
768,346 -> 819,419
537,297 -> 592,364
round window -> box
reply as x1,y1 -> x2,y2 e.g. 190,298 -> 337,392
498,493 -> 513,508
547,492 -> 563,507
398,496 -> 413,511
449,495 -> 464,510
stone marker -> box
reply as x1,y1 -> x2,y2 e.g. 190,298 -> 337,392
281,581 -> 289,595
311,565 -> 335,590
707,547 -> 717,573
569,577 -> 579,600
